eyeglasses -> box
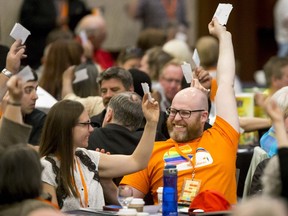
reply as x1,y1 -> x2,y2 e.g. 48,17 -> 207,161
77,121 -> 98,128
166,107 -> 205,119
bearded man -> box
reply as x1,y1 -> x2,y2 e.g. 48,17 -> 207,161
120,18 -> 240,205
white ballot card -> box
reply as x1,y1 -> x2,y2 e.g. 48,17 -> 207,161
213,3 -> 233,25
192,49 -> 200,68
17,66 -> 34,82
10,23 -> 31,44
181,62 -> 193,83
141,82 -> 152,102
73,68 -> 89,84
79,30 -> 88,45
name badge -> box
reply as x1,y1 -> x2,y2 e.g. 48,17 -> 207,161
179,178 -> 201,205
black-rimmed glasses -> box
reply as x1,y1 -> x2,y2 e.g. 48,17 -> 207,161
166,107 -> 205,119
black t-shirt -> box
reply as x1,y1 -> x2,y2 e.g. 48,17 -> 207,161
23,109 -> 46,145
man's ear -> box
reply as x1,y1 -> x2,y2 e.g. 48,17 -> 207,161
201,111 -> 209,124
104,108 -> 113,123
102,108 -> 113,127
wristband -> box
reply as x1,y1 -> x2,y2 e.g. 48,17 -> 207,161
1,68 -> 13,78
7,101 -> 21,106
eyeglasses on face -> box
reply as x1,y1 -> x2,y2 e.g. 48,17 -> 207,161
166,107 -> 205,119
77,121 -> 98,128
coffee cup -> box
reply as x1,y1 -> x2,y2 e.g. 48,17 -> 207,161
117,208 -> 137,216
156,187 -> 163,205
128,198 -> 145,212
136,213 -> 149,216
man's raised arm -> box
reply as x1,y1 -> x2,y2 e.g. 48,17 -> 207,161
209,18 -> 239,132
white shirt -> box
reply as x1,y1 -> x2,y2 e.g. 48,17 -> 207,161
41,148 -> 105,211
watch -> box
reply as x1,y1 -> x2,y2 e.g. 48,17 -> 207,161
1,68 -> 13,78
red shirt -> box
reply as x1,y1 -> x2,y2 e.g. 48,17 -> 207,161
93,49 -> 114,70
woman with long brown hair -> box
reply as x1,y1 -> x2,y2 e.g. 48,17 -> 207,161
39,94 -> 159,211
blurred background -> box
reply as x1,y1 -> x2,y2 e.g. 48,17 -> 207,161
0,0 -> 277,85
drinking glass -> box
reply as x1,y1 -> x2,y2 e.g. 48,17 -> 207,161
117,185 -> 133,209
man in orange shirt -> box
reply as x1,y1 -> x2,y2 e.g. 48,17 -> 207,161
120,18 -> 240,205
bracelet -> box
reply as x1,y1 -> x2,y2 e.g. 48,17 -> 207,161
7,101 -> 21,106
1,68 -> 13,78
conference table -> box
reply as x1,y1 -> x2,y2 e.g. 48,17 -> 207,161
65,145 -> 256,216
65,205 -> 232,215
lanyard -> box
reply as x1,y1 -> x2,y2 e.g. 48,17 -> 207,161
36,197 -> 60,209
174,143 -> 196,180
74,158 -> 89,207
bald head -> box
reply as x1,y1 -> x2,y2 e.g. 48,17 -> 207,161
75,15 -> 107,49
172,87 -> 209,111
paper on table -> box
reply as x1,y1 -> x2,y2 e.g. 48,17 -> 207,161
213,3 -> 233,25
10,23 -> 31,44
181,62 -> 193,83
17,65 -> 34,82
73,68 -> 89,84
141,82 -> 152,102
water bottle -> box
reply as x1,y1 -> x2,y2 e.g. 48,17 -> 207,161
162,164 -> 178,216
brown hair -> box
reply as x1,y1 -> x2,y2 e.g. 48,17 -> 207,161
196,36 -> 219,69
0,145 -> 42,204
39,39 -> 83,99
264,56 -> 288,87
117,47 -> 142,66
136,28 -> 167,53
39,100 -> 84,197
145,47 -> 173,80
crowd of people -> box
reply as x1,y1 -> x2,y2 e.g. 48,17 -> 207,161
1,1 -> 288,216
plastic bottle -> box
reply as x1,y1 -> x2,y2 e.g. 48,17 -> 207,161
162,164 -> 178,216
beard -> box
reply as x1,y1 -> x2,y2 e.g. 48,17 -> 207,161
167,115 -> 203,143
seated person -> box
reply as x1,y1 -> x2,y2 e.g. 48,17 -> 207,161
244,86 -> 288,197
72,63 -> 101,98
88,92 -> 152,154
0,76 -> 61,215
1,70 -> 46,145
116,47 -> 142,70
121,18 -> 240,205
259,91 -> 288,201
1,40 -> 45,146
259,86 -> 288,157
63,66 -> 169,139
88,92 -> 166,184
0,40 -> 26,101
62,66 -> 130,118
74,14 -> 115,71
40,93 -> 160,211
